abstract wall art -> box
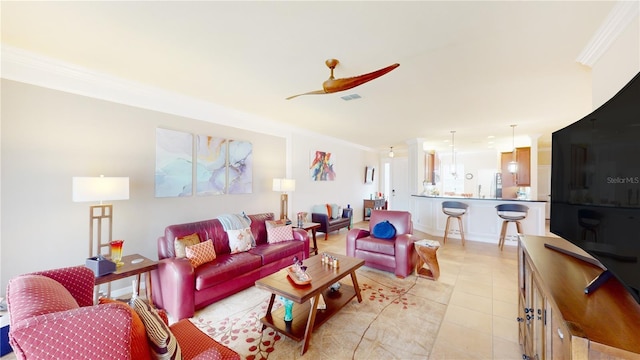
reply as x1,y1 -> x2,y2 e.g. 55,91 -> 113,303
310,150 -> 336,181
196,135 -> 227,195
155,128 -> 193,197
227,140 -> 253,194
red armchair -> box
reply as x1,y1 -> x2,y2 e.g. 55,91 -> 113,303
346,210 -> 417,278
7,265 -> 239,360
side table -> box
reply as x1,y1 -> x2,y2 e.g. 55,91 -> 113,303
293,222 -> 321,256
414,240 -> 441,280
93,254 -> 158,305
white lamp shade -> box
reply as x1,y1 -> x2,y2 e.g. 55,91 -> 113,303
272,178 -> 295,192
73,176 -> 130,202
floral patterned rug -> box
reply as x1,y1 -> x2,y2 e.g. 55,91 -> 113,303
190,267 -> 453,359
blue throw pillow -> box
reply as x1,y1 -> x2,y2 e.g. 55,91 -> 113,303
372,220 -> 396,239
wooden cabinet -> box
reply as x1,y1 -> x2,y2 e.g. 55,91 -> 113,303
501,147 -> 531,188
363,199 -> 387,220
518,235 -> 640,359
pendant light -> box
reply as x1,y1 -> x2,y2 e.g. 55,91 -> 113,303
389,146 -> 395,158
508,124 -> 518,173
450,131 -> 457,178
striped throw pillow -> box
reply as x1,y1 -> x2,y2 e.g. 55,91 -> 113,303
131,297 -> 182,360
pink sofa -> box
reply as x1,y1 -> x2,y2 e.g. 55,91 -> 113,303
7,265 -> 239,360
152,213 -> 309,321
346,210 -> 417,278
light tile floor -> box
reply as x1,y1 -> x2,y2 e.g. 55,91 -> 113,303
318,222 -> 525,359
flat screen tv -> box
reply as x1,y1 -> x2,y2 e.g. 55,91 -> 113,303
551,71 -> 640,303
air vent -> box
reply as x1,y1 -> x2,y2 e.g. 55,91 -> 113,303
340,94 -> 362,101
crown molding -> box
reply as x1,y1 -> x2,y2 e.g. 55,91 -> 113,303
576,1 -> 640,67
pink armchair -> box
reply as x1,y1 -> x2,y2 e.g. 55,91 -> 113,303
7,265 -> 239,360
346,210 -> 417,278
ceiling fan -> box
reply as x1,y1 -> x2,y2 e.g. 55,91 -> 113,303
286,59 -> 400,100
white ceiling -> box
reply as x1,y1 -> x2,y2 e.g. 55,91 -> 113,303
1,1 -> 623,153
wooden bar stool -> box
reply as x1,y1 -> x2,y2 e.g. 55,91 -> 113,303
496,203 -> 529,250
442,201 -> 468,245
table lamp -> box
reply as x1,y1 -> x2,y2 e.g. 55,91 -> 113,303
272,178 -> 295,223
72,175 -> 129,258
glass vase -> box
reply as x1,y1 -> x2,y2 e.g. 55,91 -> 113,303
110,240 -> 124,267
280,296 -> 294,321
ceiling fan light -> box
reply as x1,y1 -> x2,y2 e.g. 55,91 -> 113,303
389,147 -> 395,158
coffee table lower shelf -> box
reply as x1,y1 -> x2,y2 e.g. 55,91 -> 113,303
259,285 -> 356,342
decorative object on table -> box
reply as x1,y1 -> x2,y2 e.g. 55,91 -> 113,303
279,296 -> 294,321
272,178 -> 295,223
309,150 -> 335,181
287,256 -> 311,285
110,239 -> 124,267
329,282 -> 341,293
85,255 -> 116,276
321,253 -> 339,268
296,212 -> 308,227
72,175 -> 129,258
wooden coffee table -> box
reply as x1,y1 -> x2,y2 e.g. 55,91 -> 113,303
255,253 -> 364,355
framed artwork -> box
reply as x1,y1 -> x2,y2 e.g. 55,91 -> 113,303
227,140 -> 253,194
310,150 -> 336,181
195,135 -> 227,195
365,166 -> 374,183
155,128 -> 193,197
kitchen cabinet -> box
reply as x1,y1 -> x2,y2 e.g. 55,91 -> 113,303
501,147 -> 531,189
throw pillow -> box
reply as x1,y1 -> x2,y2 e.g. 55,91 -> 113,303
174,233 -> 200,258
99,298 -> 152,360
131,297 -> 182,360
331,204 -> 342,219
265,219 -> 287,229
372,220 -> 397,239
185,239 -> 217,268
325,204 -> 333,219
8,275 -> 80,323
311,204 -> 328,216
227,228 -> 254,254
267,224 -> 293,244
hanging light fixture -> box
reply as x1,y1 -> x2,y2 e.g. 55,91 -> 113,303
450,131 -> 457,178
389,146 -> 395,158
508,124 -> 518,174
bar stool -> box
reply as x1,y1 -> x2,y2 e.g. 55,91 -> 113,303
496,204 -> 529,250
442,201 -> 468,245
578,209 -> 601,242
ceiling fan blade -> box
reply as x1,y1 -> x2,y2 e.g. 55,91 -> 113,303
323,63 -> 400,93
285,89 -> 327,100
286,60 -> 399,100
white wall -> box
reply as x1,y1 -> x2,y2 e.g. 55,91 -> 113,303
290,132 -> 379,223
0,79 -> 377,294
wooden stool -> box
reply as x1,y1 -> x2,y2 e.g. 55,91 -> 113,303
496,204 -> 528,250
414,239 -> 441,280
442,201 -> 468,245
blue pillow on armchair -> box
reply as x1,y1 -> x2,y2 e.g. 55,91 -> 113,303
372,220 -> 396,239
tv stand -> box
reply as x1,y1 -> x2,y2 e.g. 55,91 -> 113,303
543,242 -> 612,295
518,235 -> 640,359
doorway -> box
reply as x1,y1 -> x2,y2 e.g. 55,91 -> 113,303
385,157 -> 409,210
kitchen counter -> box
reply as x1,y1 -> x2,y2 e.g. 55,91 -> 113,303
411,195 -> 546,247
413,194 -> 546,202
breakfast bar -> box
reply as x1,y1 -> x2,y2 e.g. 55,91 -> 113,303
411,195 -> 546,247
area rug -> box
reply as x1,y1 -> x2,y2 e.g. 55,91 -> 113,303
190,267 -> 453,359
